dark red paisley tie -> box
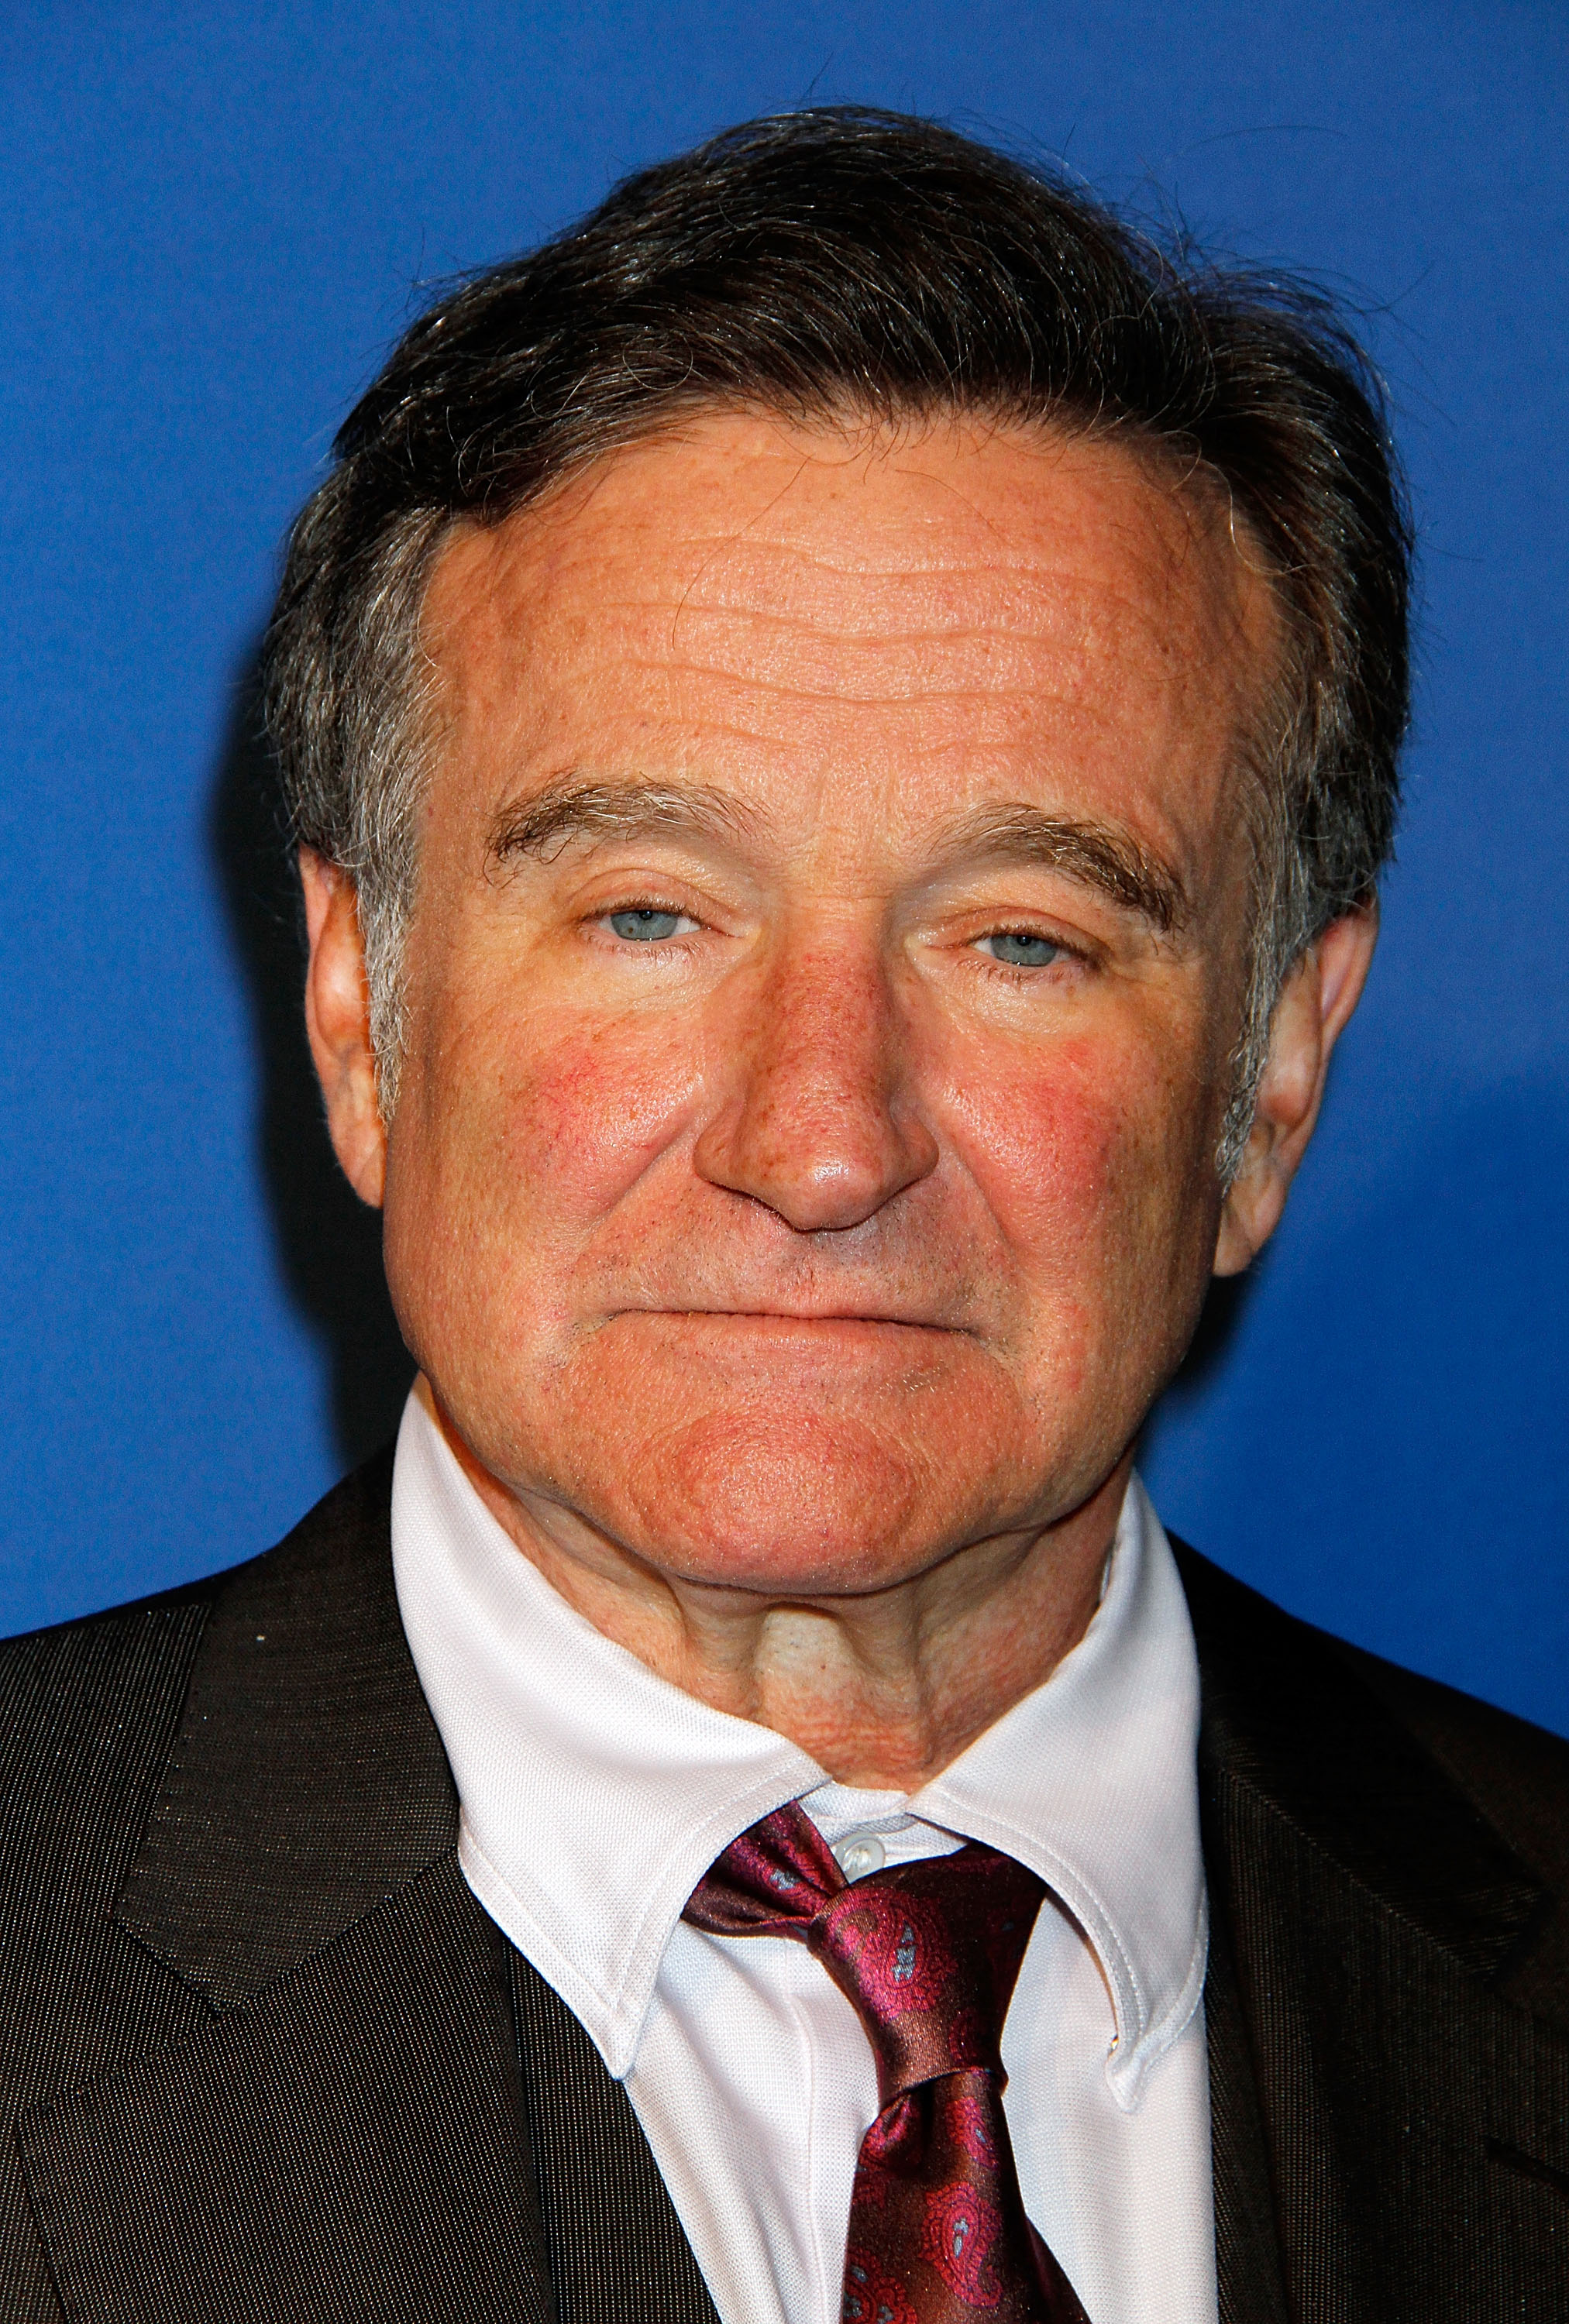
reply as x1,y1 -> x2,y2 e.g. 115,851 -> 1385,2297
683,1801 -> 1092,2324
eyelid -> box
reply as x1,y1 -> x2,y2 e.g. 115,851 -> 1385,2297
572,868 -> 722,922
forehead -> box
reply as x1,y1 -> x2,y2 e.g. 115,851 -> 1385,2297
418,408 -> 1278,871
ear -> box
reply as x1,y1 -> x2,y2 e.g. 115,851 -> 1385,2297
1213,901 -> 1378,1277
300,848 -> 387,1208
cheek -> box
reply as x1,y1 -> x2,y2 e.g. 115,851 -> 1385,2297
497,1023 -> 693,1198
947,1027 -> 1210,1286
388,1002 -> 704,1307
955,1038 -> 1124,1239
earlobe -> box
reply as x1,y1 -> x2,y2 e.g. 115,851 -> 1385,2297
299,849 -> 388,1208
1213,901 -> 1378,1277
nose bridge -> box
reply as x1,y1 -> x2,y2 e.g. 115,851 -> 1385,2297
696,916 -> 938,1232
770,924 -> 892,1105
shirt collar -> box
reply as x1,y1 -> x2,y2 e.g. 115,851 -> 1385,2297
391,1391 -> 1204,2106
910,1473 -> 1208,2106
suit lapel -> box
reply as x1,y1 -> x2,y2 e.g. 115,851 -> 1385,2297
19,1459 -> 557,2324
1179,1543 -> 1569,2322
509,1950 -> 722,2324
22,1855 -> 553,2324
112,1451 -> 457,2006
1203,1898 -> 1292,2324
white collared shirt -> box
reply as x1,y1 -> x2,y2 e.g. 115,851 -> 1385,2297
392,1391 -> 1218,2324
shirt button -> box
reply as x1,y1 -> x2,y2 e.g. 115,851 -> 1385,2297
833,1830 -> 886,1880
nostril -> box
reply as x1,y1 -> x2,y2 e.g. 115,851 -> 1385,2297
695,1105 -> 939,1235
692,967 -> 938,1228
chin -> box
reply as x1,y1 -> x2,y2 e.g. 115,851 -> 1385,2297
597,1408 -> 977,1596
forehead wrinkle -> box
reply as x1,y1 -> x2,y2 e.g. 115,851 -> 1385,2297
637,535 -> 1168,624
603,650 -> 1174,732
584,556 -> 1234,697
667,452 -> 817,652
608,603 -> 1146,653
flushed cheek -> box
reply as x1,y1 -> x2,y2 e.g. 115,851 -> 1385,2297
442,995 -> 693,1199
391,1006 -> 704,1324
947,1032 -> 1213,1352
492,1019 -> 700,1209
952,1040 -> 1143,1257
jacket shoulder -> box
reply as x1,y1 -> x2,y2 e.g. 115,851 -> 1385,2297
0,1449 -> 396,1839
0,1454 -> 401,2315
1,1448 -> 394,1637
1175,1540 -> 1569,2023
1336,1635 -> 1569,2009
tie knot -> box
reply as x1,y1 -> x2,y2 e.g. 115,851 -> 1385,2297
683,1803 -> 1046,2109
810,1849 -> 1044,2104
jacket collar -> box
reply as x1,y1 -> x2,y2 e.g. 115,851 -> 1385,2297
24,1456 -> 560,2324
112,1465 -> 1547,2015
113,1449 -> 459,2004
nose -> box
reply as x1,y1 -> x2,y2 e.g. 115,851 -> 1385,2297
693,934 -> 939,1233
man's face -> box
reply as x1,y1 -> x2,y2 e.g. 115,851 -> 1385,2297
378,411 -> 1275,1593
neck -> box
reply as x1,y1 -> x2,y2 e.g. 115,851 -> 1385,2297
423,1379 -> 1124,1790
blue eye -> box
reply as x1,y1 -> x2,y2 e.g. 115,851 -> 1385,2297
608,908 -> 683,940
981,931 -> 1061,967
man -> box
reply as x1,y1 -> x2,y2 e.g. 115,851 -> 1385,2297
2,107 -> 1565,2324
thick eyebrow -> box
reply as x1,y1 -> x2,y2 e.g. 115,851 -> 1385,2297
487,778 -> 764,866
488,776 -> 1187,935
934,803 -> 1190,935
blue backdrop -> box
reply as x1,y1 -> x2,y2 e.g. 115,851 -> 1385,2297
2,1 -> 1565,1730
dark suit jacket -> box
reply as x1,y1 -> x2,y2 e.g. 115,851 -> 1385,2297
2,1452 -> 1567,2321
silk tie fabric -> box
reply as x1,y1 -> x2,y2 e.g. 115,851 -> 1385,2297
683,1802 -> 1092,2324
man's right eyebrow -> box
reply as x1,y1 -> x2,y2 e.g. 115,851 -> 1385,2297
487,778 -> 764,865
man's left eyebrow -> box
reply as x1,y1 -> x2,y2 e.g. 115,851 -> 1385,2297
487,776 -> 764,865
934,804 -> 1191,934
